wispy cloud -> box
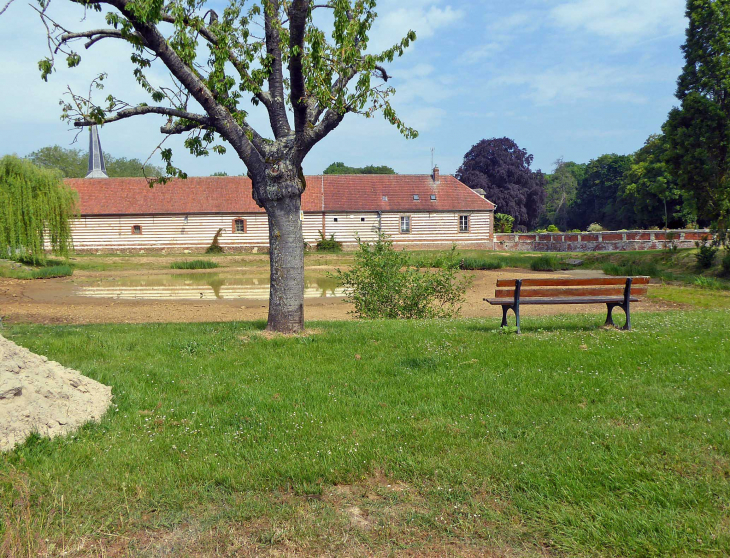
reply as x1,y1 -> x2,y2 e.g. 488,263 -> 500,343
368,2 -> 464,52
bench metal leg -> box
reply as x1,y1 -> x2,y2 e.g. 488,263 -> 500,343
501,305 -> 509,327
500,305 -> 521,333
605,302 -> 631,331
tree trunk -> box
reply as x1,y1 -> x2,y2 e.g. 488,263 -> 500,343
265,195 -> 305,333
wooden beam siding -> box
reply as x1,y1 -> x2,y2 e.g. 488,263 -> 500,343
67,210 -> 494,251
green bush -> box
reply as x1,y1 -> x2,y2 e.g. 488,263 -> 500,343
205,229 -> 224,254
692,276 -> 730,290
569,229 -> 581,233
494,213 -> 515,233
335,233 -> 470,319
530,255 -> 562,271
316,231 -> 342,252
587,223 -> 604,232
602,261 -> 659,277
722,250 -> 730,277
170,260 -> 219,270
695,236 -> 718,269
547,224 -> 560,233
459,257 -> 505,270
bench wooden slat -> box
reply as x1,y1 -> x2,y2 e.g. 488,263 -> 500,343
495,276 -> 650,288
486,296 -> 640,305
494,286 -> 648,299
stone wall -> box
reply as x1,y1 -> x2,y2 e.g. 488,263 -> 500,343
493,230 -> 711,252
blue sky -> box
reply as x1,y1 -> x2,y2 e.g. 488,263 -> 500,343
0,0 -> 688,176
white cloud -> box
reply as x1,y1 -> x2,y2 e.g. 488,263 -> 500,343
367,3 -> 464,53
550,0 -> 686,44
457,42 -> 503,65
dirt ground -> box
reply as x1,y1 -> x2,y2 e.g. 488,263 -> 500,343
0,264 -> 680,325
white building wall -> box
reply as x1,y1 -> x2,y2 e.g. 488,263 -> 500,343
68,211 -> 492,251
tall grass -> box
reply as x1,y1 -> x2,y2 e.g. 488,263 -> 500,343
170,260 -> 220,270
602,261 -> 659,277
0,264 -> 73,280
530,254 -> 562,271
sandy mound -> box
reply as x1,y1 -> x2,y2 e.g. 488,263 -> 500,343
0,334 -> 112,452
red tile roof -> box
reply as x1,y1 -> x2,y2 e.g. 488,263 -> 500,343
65,175 -> 494,216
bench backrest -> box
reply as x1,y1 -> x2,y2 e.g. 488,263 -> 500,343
494,276 -> 650,299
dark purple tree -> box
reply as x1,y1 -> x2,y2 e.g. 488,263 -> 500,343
456,138 -> 547,230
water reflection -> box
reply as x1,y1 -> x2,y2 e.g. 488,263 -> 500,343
73,273 -> 344,300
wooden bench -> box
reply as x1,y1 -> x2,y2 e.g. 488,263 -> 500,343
484,276 -> 650,333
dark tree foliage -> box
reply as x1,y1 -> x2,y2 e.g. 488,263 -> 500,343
663,0 -> 730,236
543,158 -> 580,230
456,138 -> 546,229
570,154 -> 632,231
27,145 -> 164,178
323,162 -> 396,175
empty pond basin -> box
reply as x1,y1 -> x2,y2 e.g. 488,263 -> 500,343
72,273 -> 344,300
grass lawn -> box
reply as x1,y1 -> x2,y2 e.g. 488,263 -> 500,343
2,310 -> 729,556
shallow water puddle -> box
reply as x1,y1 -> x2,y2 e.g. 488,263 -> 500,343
72,272 -> 344,300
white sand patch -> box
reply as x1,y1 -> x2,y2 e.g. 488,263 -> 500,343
0,334 -> 112,452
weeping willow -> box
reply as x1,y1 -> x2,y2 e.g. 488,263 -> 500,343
0,155 -> 78,265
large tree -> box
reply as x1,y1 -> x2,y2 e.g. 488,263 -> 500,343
0,155 -> 77,264
543,158 -> 579,231
663,0 -> 730,235
27,145 -> 164,177
455,138 -> 546,230
570,154 -> 632,231
20,0 -> 416,332
621,134 -> 683,229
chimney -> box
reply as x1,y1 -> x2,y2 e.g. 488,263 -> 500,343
432,165 -> 440,183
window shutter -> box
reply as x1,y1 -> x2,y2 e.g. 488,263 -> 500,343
232,219 -> 236,233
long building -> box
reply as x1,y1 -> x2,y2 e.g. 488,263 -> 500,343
62,127 -> 495,252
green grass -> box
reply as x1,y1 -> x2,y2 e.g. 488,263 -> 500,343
2,312 -> 729,556
601,261 -> 660,278
458,256 -> 505,270
529,254 -> 563,271
0,262 -> 73,280
170,259 -> 220,270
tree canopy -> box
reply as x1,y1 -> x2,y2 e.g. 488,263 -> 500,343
542,158 -> 580,231
570,154 -> 632,231
0,155 -> 77,264
323,162 -> 396,175
456,138 -> 546,230
664,0 -> 730,235
27,145 -> 164,178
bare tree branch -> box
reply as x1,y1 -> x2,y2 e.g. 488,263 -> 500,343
73,105 -> 213,127
0,0 -> 16,16
263,0 -> 291,138
288,0 -> 308,134
58,28 -> 145,50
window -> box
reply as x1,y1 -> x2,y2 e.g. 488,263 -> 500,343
459,215 -> 470,233
360,217 -> 365,222
232,218 -> 246,233
413,194 -> 420,201
131,225 -> 142,235
382,196 -> 388,201
400,215 -> 411,233
430,195 -> 437,201
333,217 -> 338,222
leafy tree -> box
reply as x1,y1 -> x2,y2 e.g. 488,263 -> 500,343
543,158 -> 579,231
323,162 -> 396,174
621,134 -> 682,229
27,145 -> 164,177
0,155 -> 77,264
211,171 -> 229,176
663,0 -> 730,239
570,154 -> 633,231
455,138 -> 546,230
23,0 -> 417,332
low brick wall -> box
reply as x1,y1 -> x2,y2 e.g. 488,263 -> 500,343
493,230 -> 711,252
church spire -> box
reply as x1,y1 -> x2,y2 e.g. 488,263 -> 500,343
85,125 -> 108,178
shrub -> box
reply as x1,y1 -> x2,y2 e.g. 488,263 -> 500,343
695,236 -> 718,269
205,229 -> 224,254
316,231 -> 342,252
693,276 -> 729,290
569,229 -> 581,233
722,250 -> 730,277
335,233 -> 470,319
530,255 -> 561,271
547,224 -> 560,233
587,223 -> 604,232
459,257 -> 505,270
494,213 -> 515,233
534,228 -> 547,234
602,261 -> 659,277
170,260 -> 219,270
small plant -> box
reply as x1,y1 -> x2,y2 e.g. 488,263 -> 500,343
530,255 -> 562,271
587,223 -> 604,232
569,229 -> 581,233
335,233 -> 471,319
722,250 -> 730,277
692,276 -> 729,290
205,229 -> 225,254
664,231 -> 678,254
494,213 -> 515,233
547,224 -> 560,233
316,230 -> 342,252
602,261 -> 659,277
534,228 -> 547,234
695,236 -> 718,269
459,257 -> 505,270
170,260 -> 220,270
